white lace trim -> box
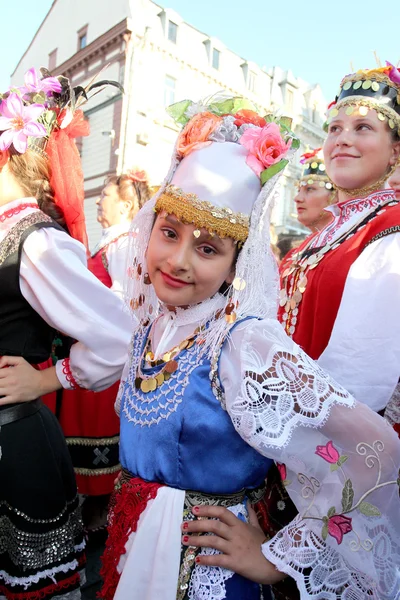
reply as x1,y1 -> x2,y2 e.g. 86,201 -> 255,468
263,516 -> 399,600
229,323 -> 355,449
188,504 -> 246,600
0,559 -> 80,589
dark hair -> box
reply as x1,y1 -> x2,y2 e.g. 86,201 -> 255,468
8,148 -> 66,228
105,173 -> 152,217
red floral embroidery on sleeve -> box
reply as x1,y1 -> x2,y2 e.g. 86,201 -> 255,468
61,358 -> 80,389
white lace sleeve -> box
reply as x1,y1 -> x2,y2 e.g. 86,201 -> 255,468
220,319 -> 400,599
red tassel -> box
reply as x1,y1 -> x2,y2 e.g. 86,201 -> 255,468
46,110 -> 90,251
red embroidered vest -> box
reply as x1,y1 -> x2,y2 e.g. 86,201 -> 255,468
278,203 -> 400,360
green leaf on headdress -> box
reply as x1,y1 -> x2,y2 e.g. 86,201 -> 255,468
260,159 -> 289,185
280,116 -> 293,129
166,100 -> 192,125
232,97 -> 256,113
33,92 -> 46,104
291,137 -> 300,150
208,98 -> 235,115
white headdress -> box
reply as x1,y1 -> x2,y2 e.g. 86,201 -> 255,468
125,98 -> 299,355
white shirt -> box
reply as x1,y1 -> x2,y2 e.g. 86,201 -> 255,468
0,198 -> 133,391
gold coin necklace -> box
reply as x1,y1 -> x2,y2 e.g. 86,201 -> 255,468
280,197 -> 398,337
135,323 -> 205,394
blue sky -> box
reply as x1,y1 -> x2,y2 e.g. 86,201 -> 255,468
1,0 -> 399,102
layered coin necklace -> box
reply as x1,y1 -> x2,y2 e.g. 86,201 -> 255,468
134,323 -> 206,394
280,198 -> 398,338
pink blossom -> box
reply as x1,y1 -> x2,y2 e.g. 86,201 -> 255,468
386,61 -> 400,86
0,93 -> 46,154
19,67 -> 62,97
239,122 -> 291,177
315,440 -> 340,464
327,514 -> 352,544
276,462 -> 287,481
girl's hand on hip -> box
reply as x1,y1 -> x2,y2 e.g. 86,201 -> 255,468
181,504 -> 285,585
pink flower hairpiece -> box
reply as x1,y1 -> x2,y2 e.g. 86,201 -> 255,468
386,61 -> 400,86
126,168 -> 148,183
239,122 -> 292,178
0,93 -> 47,154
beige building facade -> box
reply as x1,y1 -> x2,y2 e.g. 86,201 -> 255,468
12,0 -> 327,247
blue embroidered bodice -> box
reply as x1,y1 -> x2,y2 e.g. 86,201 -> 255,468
119,322 -> 272,494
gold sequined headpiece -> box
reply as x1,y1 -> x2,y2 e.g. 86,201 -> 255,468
298,149 -> 334,191
326,63 -> 400,136
155,184 -> 249,243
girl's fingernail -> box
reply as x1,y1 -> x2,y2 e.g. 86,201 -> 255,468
183,535 -> 189,543
183,522 -> 189,530
193,506 -> 200,513
195,557 -> 201,564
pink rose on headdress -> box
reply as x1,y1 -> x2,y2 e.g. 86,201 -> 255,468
315,440 -> 340,464
177,112 -> 222,158
386,61 -> 400,85
0,93 -> 46,154
327,514 -> 352,544
239,122 -> 291,177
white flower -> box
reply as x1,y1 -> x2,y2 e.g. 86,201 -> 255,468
184,102 -> 209,119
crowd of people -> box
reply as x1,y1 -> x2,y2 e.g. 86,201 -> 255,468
0,61 -> 399,600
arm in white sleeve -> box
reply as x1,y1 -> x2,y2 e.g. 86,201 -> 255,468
318,234 -> 400,412
20,227 -> 134,390
105,234 -> 130,298
220,318 -> 400,599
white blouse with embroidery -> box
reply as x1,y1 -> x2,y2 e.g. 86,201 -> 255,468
308,190 -> 400,412
115,297 -> 400,600
0,198 -> 132,391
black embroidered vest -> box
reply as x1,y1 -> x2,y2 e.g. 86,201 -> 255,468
0,211 -> 64,363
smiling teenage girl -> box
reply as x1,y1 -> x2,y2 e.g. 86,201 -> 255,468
99,100 -> 399,600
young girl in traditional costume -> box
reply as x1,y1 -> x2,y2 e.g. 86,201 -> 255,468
98,100 -> 399,600
0,68 -> 130,600
188,63 -> 400,600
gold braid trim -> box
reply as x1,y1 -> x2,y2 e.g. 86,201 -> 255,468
74,464 -> 121,476
155,184 -> 249,243
329,97 -> 400,135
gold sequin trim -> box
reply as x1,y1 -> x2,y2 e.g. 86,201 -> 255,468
101,249 -> 109,273
66,435 -> 119,446
330,97 -> 400,134
155,184 -> 249,243
340,71 -> 400,103
74,464 -> 121,476
299,174 -> 331,183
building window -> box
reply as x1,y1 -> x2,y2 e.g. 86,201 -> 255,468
286,88 -> 294,113
164,75 -> 176,107
212,48 -> 220,70
248,71 -> 257,93
168,20 -> 178,43
48,49 -> 57,72
77,26 -> 88,51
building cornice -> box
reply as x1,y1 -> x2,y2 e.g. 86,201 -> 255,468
55,19 -> 131,77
